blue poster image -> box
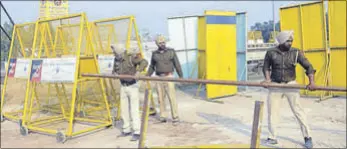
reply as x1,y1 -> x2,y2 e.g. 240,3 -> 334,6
30,60 -> 43,82
7,58 -> 17,78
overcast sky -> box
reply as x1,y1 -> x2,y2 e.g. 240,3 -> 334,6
1,1 -> 313,36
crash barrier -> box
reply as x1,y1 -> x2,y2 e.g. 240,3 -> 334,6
1,13 -> 113,143
81,73 -> 347,148
1,22 -> 37,123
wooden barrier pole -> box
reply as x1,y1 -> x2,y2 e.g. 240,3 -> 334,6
81,73 -> 347,92
138,82 -> 151,148
250,101 -> 264,149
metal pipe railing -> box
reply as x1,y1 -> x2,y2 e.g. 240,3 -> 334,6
81,73 -> 347,92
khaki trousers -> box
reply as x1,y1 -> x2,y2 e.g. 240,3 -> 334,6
120,82 -> 140,134
267,81 -> 311,139
156,74 -> 179,119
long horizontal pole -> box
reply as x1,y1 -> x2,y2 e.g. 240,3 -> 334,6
81,73 -> 347,92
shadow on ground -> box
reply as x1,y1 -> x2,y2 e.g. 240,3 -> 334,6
197,112 -> 306,148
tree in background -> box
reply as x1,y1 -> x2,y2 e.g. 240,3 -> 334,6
254,12 -> 329,43
1,21 -> 13,61
250,20 -> 280,43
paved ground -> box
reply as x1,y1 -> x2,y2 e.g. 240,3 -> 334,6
1,81 -> 346,148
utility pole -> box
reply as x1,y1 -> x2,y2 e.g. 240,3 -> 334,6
272,0 -> 276,43
0,1 -> 15,26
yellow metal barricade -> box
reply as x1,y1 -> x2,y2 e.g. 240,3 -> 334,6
89,16 -> 157,119
19,13 -> 112,143
0,22 -> 47,123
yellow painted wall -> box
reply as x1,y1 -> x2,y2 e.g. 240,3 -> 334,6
198,16 -> 206,79
301,2 -> 328,96
280,6 -> 307,94
301,3 -> 325,51
204,10 -> 237,99
303,52 -> 328,96
328,1 -> 346,48
280,7 -> 302,49
328,0 -> 346,96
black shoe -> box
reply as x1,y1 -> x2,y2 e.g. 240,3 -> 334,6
159,117 -> 167,123
172,118 -> 180,126
131,134 -> 140,141
149,108 -> 157,116
266,138 -> 278,145
118,132 -> 131,137
304,137 -> 313,149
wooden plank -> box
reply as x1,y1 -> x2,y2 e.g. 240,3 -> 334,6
250,101 -> 264,148
138,86 -> 151,148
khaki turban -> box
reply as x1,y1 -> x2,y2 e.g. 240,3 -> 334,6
110,44 -> 126,54
128,47 -> 140,54
276,30 -> 294,45
155,35 -> 166,43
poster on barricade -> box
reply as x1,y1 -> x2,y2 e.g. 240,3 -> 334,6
7,59 -> 17,78
30,57 -> 77,83
30,59 -> 43,82
40,57 -> 77,83
97,55 -> 115,74
14,59 -> 31,79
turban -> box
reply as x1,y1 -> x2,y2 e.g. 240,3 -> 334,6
128,47 -> 140,54
155,35 -> 166,43
276,30 -> 294,45
110,44 -> 126,54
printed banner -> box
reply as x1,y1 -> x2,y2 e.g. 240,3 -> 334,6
39,0 -> 69,20
7,59 -> 17,78
40,57 -> 77,83
97,55 -> 115,74
14,59 -> 31,79
30,59 -> 43,82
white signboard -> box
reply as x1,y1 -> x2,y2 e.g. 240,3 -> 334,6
40,57 -> 77,83
14,59 -> 31,79
247,51 -> 267,61
98,55 -> 115,74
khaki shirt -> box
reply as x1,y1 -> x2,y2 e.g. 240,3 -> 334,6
112,53 -> 148,82
146,48 -> 183,78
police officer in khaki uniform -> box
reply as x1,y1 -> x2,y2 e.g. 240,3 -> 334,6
261,31 -> 316,149
146,35 -> 183,125
111,44 -> 148,141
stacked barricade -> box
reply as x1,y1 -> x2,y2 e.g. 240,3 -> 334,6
0,13 -> 154,143
1,22 -> 37,122
1,13 -> 113,143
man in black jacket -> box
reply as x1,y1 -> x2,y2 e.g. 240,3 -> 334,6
261,30 -> 316,149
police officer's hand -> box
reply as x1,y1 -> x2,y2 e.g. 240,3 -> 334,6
135,72 -> 141,77
260,79 -> 272,88
306,83 -> 316,91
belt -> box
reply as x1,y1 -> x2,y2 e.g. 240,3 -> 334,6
120,80 -> 136,86
156,72 -> 173,76
272,80 -> 289,84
